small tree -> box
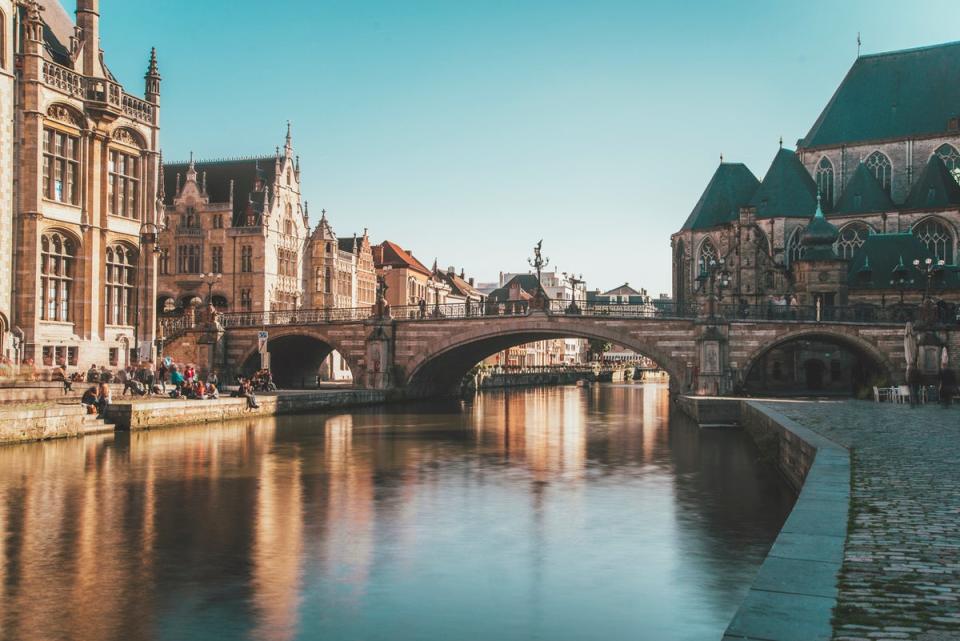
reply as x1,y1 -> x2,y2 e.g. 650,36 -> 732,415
588,339 -> 612,361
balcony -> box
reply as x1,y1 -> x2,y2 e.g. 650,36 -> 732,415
41,62 -> 155,125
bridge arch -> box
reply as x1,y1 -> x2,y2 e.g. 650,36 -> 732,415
401,317 -> 688,396
740,327 -> 897,395
235,326 -> 362,388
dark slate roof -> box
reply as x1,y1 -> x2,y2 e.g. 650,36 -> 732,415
904,155 -> 960,210
800,200 -> 840,260
802,41 -> 960,149
164,157 -> 276,225
847,232 -> 959,289
486,274 -> 544,304
337,237 -> 357,253
834,163 -> 896,215
749,148 -> 818,219
681,163 -> 760,230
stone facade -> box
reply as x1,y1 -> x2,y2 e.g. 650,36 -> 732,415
12,0 -> 162,372
158,126 -> 307,316
0,0 -> 13,357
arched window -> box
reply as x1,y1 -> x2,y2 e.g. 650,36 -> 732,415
211,295 -> 228,310
865,151 -> 892,195
912,218 -> 954,264
835,222 -> 870,260
935,143 -> 960,185
40,232 -> 75,322
324,267 -> 332,294
787,227 -> 805,266
697,238 -> 717,275
816,157 -> 834,207
284,218 -> 293,236
105,244 -> 136,325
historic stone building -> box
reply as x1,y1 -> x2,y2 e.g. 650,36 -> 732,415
303,211 -> 376,311
158,126 -> 307,317
372,240 -> 451,316
0,0 -> 14,358
672,41 -> 960,393
673,41 -> 960,316
11,0 -> 162,369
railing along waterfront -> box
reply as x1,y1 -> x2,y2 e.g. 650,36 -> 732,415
158,301 -> 936,343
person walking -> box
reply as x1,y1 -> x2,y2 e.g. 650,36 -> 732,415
939,348 -> 955,409
906,366 -> 922,408
170,365 -> 185,396
157,360 -> 168,393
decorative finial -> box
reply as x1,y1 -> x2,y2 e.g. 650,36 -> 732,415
814,190 -> 824,219
147,47 -> 160,77
188,151 -> 194,168
857,32 -> 861,58
779,136 -> 783,149
720,153 -> 723,164
286,120 -> 292,144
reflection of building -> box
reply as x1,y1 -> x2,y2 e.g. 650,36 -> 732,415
11,1 -> 162,368
672,41 -> 960,314
159,126 -> 306,315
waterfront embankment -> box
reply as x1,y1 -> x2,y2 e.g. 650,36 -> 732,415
0,388 -> 397,444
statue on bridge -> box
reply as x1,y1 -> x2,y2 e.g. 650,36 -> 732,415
374,274 -> 392,319
528,239 -> 551,312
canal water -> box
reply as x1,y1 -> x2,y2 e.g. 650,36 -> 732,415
0,384 -> 794,641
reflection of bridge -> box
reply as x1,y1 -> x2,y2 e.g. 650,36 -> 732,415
161,301 -> 948,397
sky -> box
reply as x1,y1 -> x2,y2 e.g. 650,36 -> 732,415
93,0 -> 957,295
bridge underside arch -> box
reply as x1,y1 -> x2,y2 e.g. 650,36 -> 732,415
404,324 -> 684,397
238,332 -> 356,389
741,329 -> 894,396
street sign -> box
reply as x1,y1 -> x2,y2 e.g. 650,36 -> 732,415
164,356 -> 172,368
258,330 -> 269,354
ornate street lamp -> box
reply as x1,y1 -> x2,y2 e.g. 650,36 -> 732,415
912,256 -> 945,303
202,272 -> 222,306
696,256 -> 731,320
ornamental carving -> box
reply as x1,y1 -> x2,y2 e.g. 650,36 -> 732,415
46,104 -> 84,127
112,127 -> 143,148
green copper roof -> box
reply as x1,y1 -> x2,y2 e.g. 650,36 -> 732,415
681,163 -> 759,230
800,196 -> 840,260
802,41 -> 960,149
846,232 -> 959,289
834,163 -> 895,215
904,155 -> 960,209
749,148 -> 818,219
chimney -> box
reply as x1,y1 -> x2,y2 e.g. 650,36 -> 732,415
76,0 -> 101,78
447,265 -> 455,275
468,277 -> 475,286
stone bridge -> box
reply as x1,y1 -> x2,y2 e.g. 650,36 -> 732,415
162,306 -> 954,397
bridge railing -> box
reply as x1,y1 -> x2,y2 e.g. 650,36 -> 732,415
716,303 -> 930,324
217,307 -> 375,328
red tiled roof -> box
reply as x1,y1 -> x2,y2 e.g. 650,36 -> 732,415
372,240 -> 432,277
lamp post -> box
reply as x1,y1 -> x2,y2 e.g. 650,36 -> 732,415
202,272 -> 222,306
696,257 -> 731,320
134,221 -> 161,364
912,257 -> 945,303
889,256 -> 914,306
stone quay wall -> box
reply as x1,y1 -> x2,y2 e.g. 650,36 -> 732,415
677,397 -> 850,641
104,389 -> 393,431
0,404 -> 113,445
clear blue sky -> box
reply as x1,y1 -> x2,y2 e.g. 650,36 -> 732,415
95,0 -> 955,294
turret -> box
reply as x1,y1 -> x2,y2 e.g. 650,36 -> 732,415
800,193 -> 840,261
76,0 -> 101,77
145,47 -> 161,105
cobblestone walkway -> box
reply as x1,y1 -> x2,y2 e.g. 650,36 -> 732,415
767,400 -> 960,641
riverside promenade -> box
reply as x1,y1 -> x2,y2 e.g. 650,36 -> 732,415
766,400 -> 960,641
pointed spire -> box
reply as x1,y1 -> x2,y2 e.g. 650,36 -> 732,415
147,47 -> 160,76
719,152 -> 723,164
432,257 -> 438,273
285,121 -> 292,151
814,190 -> 824,219
145,47 -> 162,102
779,136 -> 783,149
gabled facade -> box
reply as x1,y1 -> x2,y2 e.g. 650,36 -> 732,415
672,40 -> 960,312
12,0 -> 162,369
372,240 -> 450,314
158,125 -> 307,315
303,211 -> 376,311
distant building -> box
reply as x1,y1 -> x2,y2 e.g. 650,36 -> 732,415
433,266 -> 483,306
159,126 -> 307,316
372,241 -> 451,316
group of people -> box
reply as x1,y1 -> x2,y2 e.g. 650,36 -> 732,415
80,381 -> 112,417
168,364 -> 221,400
231,375 -> 261,409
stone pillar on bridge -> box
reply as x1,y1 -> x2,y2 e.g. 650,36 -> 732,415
364,319 -> 395,389
695,321 -> 730,396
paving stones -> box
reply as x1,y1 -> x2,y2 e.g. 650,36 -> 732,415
766,401 -> 960,641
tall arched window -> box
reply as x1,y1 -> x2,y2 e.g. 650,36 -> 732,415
835,222 -> 870,260
865,151 -> 892,195
324,267 -> 332,294
787,227 -> 805,266
935,143 -> 960,185
912,218 -> 954,264
105,245 -> 136,325
40,232 -> 75,322
697,238 -> 717,275
816,157 -> 834,207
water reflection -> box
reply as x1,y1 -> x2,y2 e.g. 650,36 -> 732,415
0,384 -> 794,641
